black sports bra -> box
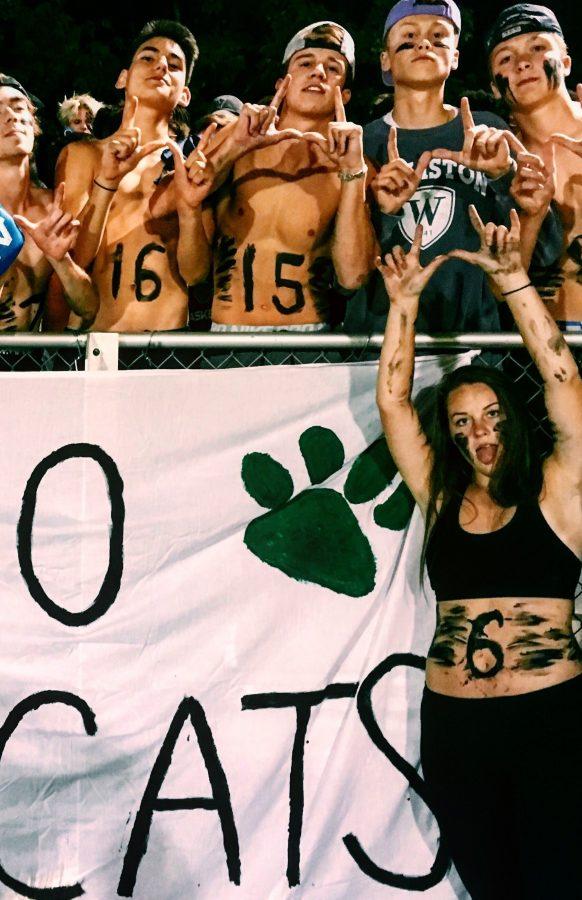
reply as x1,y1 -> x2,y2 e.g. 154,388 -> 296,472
426,496 -> 581,603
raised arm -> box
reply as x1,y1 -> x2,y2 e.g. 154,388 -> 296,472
14,184 -> 98,329
167,124 -> 218,286
450,206 -> 582,485
506,135 -> 555,272
327,87 -> 377,289
376,225 -> 449,512
370,126 -> 431,247
61,96 -> 165,269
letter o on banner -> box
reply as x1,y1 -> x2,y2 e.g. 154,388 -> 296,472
17,443 -> 125,627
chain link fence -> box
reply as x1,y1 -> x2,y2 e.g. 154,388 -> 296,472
1,333 -> 579,443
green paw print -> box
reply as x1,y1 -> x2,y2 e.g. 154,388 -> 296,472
242,426 -> 415,597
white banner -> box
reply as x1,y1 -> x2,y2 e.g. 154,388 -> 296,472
0,358 -> 473,899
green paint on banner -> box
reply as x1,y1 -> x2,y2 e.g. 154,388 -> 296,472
242,452 -> 294,509
374,481 -> 415,530
299,426 -> 345,485
242,427 -> 415,597
344,437 -> 398,504
245,489 -> 376,597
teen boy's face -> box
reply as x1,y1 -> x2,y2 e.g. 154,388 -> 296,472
117,36 -> 191,111
0,86 -> 35,160
280,48 -> 350,116
381,15 -> 458,88
490,31 -> 570,109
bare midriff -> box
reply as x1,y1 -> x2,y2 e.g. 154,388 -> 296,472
426,596 -> 582,697
89,162 -> 188,333
212,140 -> 341,326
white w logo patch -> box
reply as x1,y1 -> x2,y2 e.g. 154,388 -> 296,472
398,186 -> 456,250
0,217 -> 13,248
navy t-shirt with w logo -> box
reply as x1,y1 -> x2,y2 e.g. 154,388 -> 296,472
361,110 -> 558,335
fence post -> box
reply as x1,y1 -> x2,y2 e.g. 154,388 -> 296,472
85,333 -> 119,371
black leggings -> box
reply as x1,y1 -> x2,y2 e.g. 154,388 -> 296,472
421,674 -> 582,900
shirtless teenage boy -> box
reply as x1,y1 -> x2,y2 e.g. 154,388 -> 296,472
198,22 -> 376,330
487,4 -> 582,331
57,20 -> 198,332
0,76 -> 97,332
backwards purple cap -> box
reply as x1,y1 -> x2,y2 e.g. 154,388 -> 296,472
381,0 -> 462,86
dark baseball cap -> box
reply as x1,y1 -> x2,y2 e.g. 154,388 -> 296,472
485,5 -> 564,58
210,95 -> 243,115
381,0 -> 461,86
0,75 -> 31,101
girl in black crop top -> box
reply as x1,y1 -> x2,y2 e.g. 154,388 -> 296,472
376,206 -> 582,899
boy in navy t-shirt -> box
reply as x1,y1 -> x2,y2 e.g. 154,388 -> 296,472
356,0 -> 558,335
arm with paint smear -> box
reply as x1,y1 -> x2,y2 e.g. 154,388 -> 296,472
450,206 -> 582,486
507,135 -> 556,272
328,88 -> 377,289
376,225 -> 449,513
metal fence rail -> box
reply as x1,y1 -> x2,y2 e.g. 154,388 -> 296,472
1,330 -> 581,444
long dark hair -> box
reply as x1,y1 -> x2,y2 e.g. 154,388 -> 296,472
419,365 -> 544,573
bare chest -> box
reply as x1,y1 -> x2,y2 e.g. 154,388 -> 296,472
218,145 -> 340,249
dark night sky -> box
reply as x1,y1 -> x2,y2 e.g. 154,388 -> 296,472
2,0 -> 580,128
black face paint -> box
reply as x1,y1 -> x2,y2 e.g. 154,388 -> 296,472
453,433 -> 469,457
493,72 -> 515,103
543,58 -> 561,90
214,235 -> 237,303
395,41 -> 415,53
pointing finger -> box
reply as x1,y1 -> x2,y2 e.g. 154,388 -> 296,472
503,130 -> 527,156
388,125 -> 398,162
411,222 -> 423,255
415,150 -> 431,180
165,140 -> 185,170
550,133 -> 582,157
135,139 -> 169,164
509,206 -> 521,236
54,182 -> 65,210
334,86 -> 347,123
431,148 -> 462,164
121,95 -> 139,129
197,121 -> 218,153
271,74 -> 291,112
468,203 -> 486,236
13,214 -> 35,234
460,96 -> 475,132
547,140 -> 556,176
424,253 -> 450,280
